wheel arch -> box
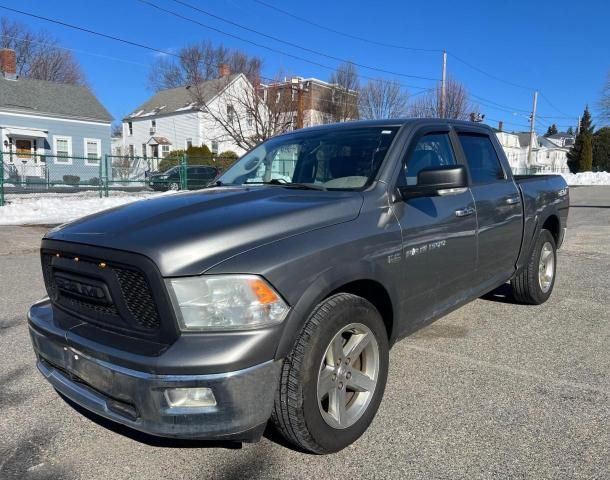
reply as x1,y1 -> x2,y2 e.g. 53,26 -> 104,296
542,214 -> 560,245
275,268 -> 399,360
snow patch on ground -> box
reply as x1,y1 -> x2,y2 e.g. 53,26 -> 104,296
0,191 -> 172,226
561,171 -> 610,186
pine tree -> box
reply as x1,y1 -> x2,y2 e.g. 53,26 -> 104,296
567,126 -> 574,136
567,106 -> 595,172
580,134 -> 593,171
544,124 -> 558,136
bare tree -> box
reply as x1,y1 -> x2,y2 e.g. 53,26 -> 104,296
323,62 -> 359,122
148,41 -> 263,92
359,78 -> 408,119
193,73 -> 295,151
409,78 -> 474,120
600,72 -> 610,125
111,123 -> 122,137
0,17 -> 87,85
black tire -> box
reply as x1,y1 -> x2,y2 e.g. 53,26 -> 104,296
271,293 -> 389,454
512,229 -> 557,305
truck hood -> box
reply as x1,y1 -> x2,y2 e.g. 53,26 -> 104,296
46,187 -> 364,276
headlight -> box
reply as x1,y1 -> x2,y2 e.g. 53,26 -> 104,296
166,275 -> 289,331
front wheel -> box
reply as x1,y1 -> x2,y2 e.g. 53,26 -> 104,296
511,229 -> 557,304
271,293 -> 389,454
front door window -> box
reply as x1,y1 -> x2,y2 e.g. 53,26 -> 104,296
15,139 -> 32,159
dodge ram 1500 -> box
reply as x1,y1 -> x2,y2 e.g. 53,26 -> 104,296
29,119 -> 569,453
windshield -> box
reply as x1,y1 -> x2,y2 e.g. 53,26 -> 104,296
159,166 -> 178,175
218,126 -> 399,190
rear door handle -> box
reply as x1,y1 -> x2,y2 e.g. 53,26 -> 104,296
505,196 -> 521,205
455,207 -> 475,217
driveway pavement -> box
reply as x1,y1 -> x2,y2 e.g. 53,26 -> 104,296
0,187 -> 608,479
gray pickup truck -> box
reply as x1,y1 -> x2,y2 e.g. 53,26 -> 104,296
28,119 -> 569,454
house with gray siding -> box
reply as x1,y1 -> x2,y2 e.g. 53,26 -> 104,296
0,48 -> 112,186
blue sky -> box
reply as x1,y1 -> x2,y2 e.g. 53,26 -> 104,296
2,0 -> 608,133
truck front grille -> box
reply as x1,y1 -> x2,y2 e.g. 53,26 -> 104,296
42,251 -> 161,333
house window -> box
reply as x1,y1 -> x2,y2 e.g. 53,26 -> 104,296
128,122 -> 133,135
161,145 -> 170,158
128,144 -> 134,157
84,138 -> 101,166
227,105 -> 235,123
53,136 -> 72,164
211,141 -> 219,154
142,143 -> 147,158
150,120 -> 156,134
186,138 -> 193,149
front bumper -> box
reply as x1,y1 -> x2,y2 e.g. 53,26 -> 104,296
28,301 -> 281,441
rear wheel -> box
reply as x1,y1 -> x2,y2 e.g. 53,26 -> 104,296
271,293 -> 389,454
512,229 -> 557,304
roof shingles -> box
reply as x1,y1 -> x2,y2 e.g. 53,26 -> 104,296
125,75 -> 238,120
0,76 -> 112,122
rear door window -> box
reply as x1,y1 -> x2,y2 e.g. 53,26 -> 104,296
458,134 -> 505,184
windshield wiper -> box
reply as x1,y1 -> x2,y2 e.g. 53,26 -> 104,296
244,179 -> 326,190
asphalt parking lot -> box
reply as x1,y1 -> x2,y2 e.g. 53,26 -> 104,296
1,186 -> 608,479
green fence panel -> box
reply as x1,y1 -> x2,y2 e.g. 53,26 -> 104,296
0,151 -> 4,207
180,154 -> 188,190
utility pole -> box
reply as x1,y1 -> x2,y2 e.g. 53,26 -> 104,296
440,50 -> 447,118
527,90 -> 538,167
296,84 -> 304,129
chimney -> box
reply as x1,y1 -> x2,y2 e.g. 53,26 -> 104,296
0,49 -> 17,80
218,63 -> 231,78
498,121 -> 503,132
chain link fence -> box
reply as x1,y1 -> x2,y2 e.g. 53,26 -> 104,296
0,152 -> 237,207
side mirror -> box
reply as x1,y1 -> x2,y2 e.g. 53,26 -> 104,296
398,165 -> 468,200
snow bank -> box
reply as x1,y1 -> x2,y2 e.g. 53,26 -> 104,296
0,191 -> 172,226
561,171 -> 610,186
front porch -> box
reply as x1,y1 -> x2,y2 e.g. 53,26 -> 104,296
1,126 -> 49,184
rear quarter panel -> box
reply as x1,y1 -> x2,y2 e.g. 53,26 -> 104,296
515,175 -> 569,272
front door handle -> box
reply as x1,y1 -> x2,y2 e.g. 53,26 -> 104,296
455,207 -> 475,217
505,196 -> 521,205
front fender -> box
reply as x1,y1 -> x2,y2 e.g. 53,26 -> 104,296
205,218 -> 404,361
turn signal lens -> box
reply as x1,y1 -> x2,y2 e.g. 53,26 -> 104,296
247,278 -> 279,304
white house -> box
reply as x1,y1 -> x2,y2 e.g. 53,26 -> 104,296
495,129 -> 570,174
122,68 -> 255,166
495,131 -> 527,172
536,135 -> 572,172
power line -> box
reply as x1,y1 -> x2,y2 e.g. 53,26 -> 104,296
132,0 -> 432,92
470,92 -> 530,114
0,4 -> 183,59
0,33 -> 149,68
251,0 -> 441,53
164,0 -> 438,82
449,53 -> 534,92
539,92 -> 574,118
251,1 -> 579,120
